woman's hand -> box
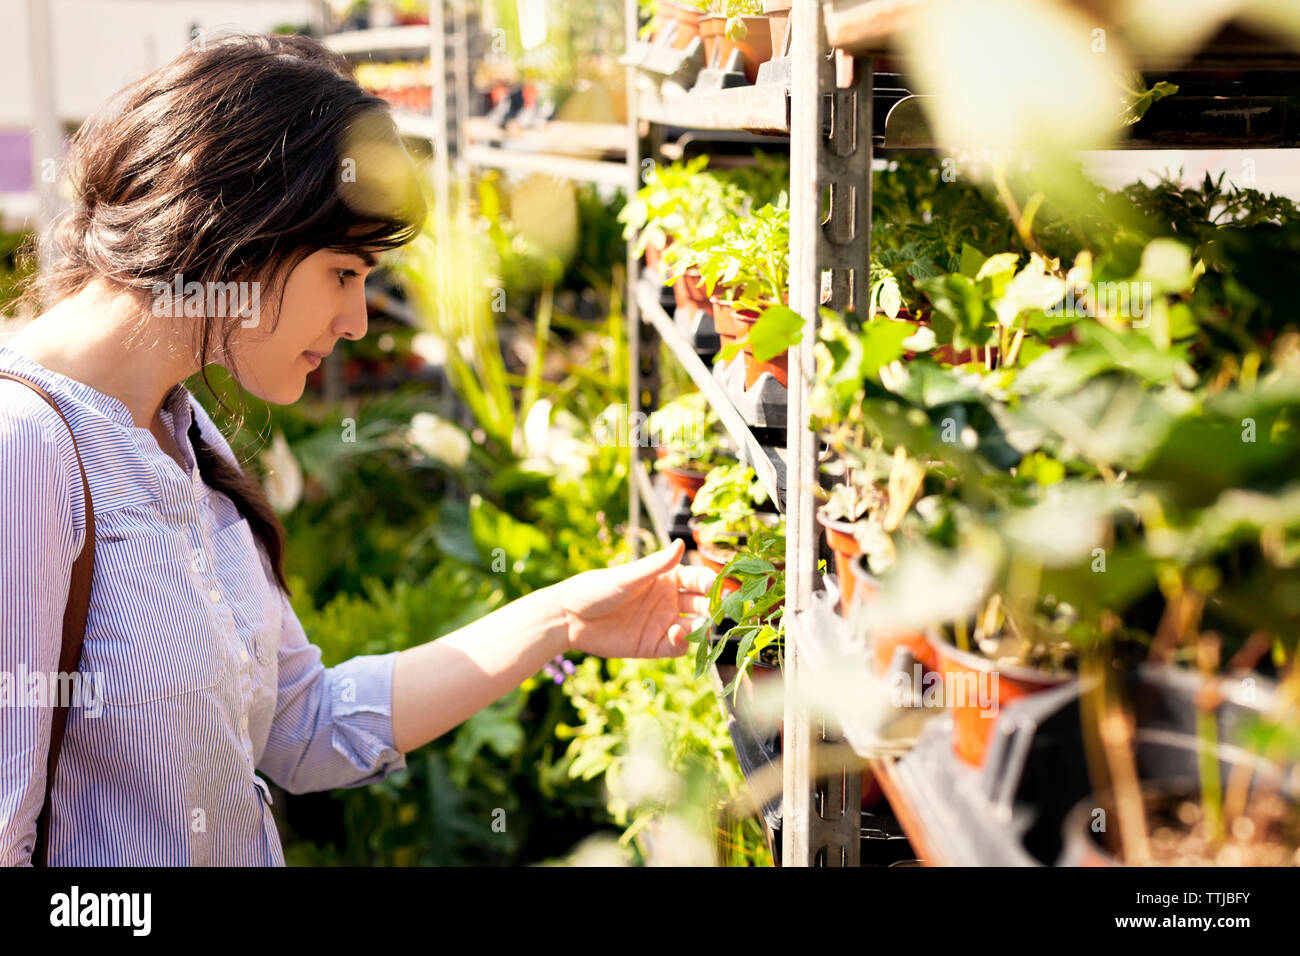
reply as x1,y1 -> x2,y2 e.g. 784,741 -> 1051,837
553,539 -> 718,658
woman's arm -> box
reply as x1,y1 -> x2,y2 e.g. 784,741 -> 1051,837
389,584 -> 568,753
391,538 -> 715,753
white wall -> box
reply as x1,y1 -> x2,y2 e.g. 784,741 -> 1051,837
0,0 -> 323,127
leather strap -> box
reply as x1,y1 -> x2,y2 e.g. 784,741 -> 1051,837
0,371 -> 96,867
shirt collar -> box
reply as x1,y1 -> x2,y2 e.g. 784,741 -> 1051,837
0,343 -> 193,435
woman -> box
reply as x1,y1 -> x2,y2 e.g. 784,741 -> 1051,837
0,33 -> 715,865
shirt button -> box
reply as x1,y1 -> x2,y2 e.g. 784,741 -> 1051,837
240,714 -> 249,733
209,587 -> 221,602
239,648 -> 250,664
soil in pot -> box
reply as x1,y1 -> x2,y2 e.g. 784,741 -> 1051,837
925,632 -> 1073,769
732,307 -> 787,388
1067,783 -> 1300,867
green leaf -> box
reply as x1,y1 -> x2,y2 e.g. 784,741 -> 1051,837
959,242 -> 987,279
747,304 -> 806,362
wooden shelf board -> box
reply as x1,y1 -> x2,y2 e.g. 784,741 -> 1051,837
638,84 -> 791,134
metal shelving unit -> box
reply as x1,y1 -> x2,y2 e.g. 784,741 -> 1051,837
627,0 -> 870,868
623,0 -> 1300,868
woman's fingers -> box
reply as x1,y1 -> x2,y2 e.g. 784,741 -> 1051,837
678,593 -> 713,616
674,564 -> 718,596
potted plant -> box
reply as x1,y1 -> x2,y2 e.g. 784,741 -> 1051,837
762,0 -> 792,55
654,0 -> 709,50
703,1 -> 773,83
690,518 -> 789,715
687,462 -> 783,595
647,392 -> 736,504
816,451 -> 888,613
1060,665 -> 1300,866
674,196 -> 799,387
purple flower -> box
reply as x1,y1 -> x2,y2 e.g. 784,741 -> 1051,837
543,653 -> 574,686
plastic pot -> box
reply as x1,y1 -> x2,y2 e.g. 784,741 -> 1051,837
847,554 -> 934,677
732,307 -> 787,388
1061,770 -> 1296,867
925,632 -> 1073,769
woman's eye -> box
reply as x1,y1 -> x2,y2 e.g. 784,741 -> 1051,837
336,269 -> 358,287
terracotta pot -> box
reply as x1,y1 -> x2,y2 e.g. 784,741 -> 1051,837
644,236 -> 665,274
847,554 -> 934,677
714,16 -> 774,84
763,0 -> 792,56
681,268 -> 711,311
925,632 -> 1073,769
710,296 -> 740,367
661,464 -> 708,503
657,0 -> 704,50
816,512 -> 864,616
732,307 -> 788,388
699,13 -> 727,66
688,512 -> 782,599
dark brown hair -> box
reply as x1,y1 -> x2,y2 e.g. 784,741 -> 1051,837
17,32 -> 427,596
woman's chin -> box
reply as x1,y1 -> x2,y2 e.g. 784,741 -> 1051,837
242,377 -> 306,406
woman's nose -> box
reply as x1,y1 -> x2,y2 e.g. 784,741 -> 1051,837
335,289 -> 368,342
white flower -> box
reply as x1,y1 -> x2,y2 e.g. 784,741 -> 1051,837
523,398 -> 555,460
520,401 -> 594,476
409,332 -> 446,367
261,432 -> 303,514
408,412 -> 470,467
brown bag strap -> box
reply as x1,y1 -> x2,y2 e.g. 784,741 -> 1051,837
0,371 -> 96,867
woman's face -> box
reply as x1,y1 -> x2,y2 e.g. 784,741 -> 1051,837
224,246 -> 377,404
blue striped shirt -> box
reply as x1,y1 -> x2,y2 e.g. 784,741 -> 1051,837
0,343 -> 407,865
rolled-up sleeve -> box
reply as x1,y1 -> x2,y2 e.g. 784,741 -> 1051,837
255,591 -> 408,794
0,393 -> 78,866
